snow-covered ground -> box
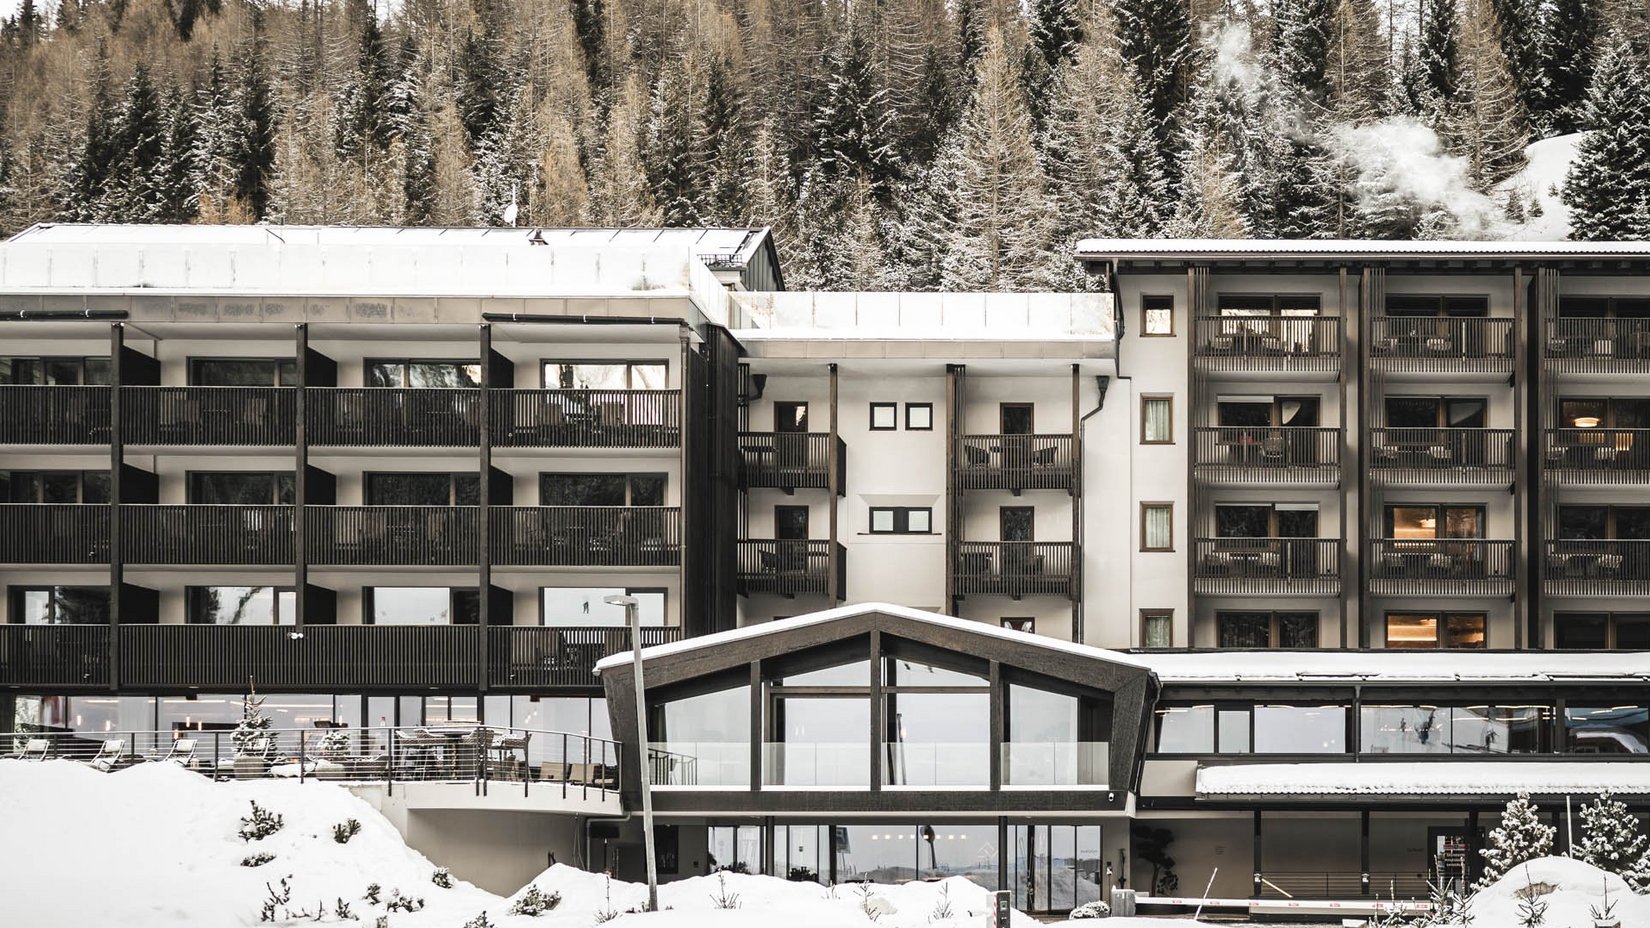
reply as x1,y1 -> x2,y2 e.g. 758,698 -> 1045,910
1459,855 -> 1650,926
1498,133 -> 1586,241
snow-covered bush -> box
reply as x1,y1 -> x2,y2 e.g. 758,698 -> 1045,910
333,898 -> 353,921
384,889 -> 424,912
333,818 -> 361,844
459,912 -> 493,928
1575,791 -> 1650,892
232,690 -> 276,760
1478,793 -> 1555,888
431,866 -> 454,888
363,883 -> 381,904
259,877 -> 293,923
241,851 -> 275,867
238,800 -> 284,842
710,872 -> 741,909
1068,899 -> 1110,918
506,885 -> 561,916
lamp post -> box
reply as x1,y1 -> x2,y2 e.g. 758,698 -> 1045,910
605,593 -> 658,912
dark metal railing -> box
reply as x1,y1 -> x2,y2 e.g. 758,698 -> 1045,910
1191,427 -> 1341,485
487,625 -> 685,689
1544,539 -> 1650,596
739,432 -> 844,491
1545,317 -> 1650,372
1193,315 -> 1341,371
1192,538 -> 1342,595
955,435 -> 1076,491
0,624 -> 111,688
1544,428 -> 1650,483
307,506 -> 478,566
736,540 -> 845,597
307,388 -> 480,447
0,385 -> 110,444
490,506 -> 682,567
120,625 -> 484,689
953,541 -> 1076,598
492,389 -> 681,448
122,386 -> 296,445
1371,316 -> 1515,372
1368,428 -> 1514,483
122,505 -> 294,565
1368,539 -> 1515,595
1257,870 -> 1434,901
0,504 -> 109,563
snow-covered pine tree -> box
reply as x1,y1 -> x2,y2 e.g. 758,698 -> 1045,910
1477,792 -> 1556,889
1024,0 -> 1084,122
333,11 -> 394,159
1488,0 -> 1544,121
1418,0 -> 1463,119
1561,38 -> 1650,240
106,62 -> 168,221
697,55 -> 752,226
387,34 -> 436,225
56,47 -> 119,222
587,72 -> 661,226
1272,0 -> 1334,105
1448,0 -> 1530,190
643,56 -> 705,225
810,25 -> 900,195
455,26 -> 504,149
1114,0 -> 1192,171
1536,0 -> 1599,133
156,86 -> 200,223
233,686 -> 274,759
228,35 -> 278,219
1574,791 -> 1650,891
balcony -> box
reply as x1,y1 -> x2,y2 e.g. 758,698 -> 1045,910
0,624 -> 110,689
123,505 -> 294,566
0,504 -> 109,564
486,625 -> 684,689
1369,428 -> 1515,486
955,435 -> 1075,493
736,540 -> 846,597
1192,538 -> 1342,596
1368,539 -> 1515,596
1544,540 -> 1650,596
1191,427 -> 1341,487
492,389 -> 681,449
307,388 -> 480,447
953,541 -> 1076,599
1544,429 -> 1650,485
0,386 -> 110,444
1545,318 -> 1650,374
118,625 -> 482,689
490,506 -> 682,567
1370,316 -> 1515,375
740,432 -> 845,492
1192,316 -> 1341,375
122,386 -> 296,446
307,506 -> 478,566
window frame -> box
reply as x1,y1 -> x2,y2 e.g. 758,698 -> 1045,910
539,586 -> 668,627
1141,294 -> 1175,337
869,402 -> 899,431
187,357 -> 297,386
1140,394 -> 1174,445
365,586 -> 481,625
1140,610 -> 1173,648
1215,610 -> 1320,648
869,506 -> 933,535
1384,611 -> 1488,649
185,586 -> 298,625
0,356 -> 111,385
1554,611 -> 1650,649
1140,502 -> 1174,552
541,359 -> 669,390
904,402 -> 934,431
1,470 -> 111,504
12,586 -> 112,624
366,471 -> 480,506
773,401 -> 809,432
187,471 -> 297,505
366,358 -> 483,388
538,472 -> 667,507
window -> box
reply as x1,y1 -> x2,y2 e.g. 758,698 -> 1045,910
1564,705 -> 1650,755
1385,294 -> 1490,317
0,356 -> 110,384
1386,612 -> 1486,648
1154,705 -> 1214,752
1384,395 -> 1486,428
1361,704 -> 1552,754
883,656 -> 990,787
1140,610 -> 1173,648
366,587 -> 479,625
189,358 -> 296,386
1141,294 -> 1174,336
1140,503 -> 1173,551
653,686 -> 751,786
1556,505 -> 1650,540
774,401 -> 809,432
540,473 -> 665,506
1154,703 -> 1345,754
367,472 -> 479,506
1557,397 -> 1650,429
188,472 -> 296,505
186,587 -> 297,625
1216,611 -> 1318,648
1000,506 -> 1034,541
1141,395 -> 1173,444
1558,296 -> 1650,318
1385,504 -> 1484,539
1254,705 -> 1346,753
541,587 -> 666,626
1555,612 -> 1650,649
1,471 -> 110,503
1218,294 -> 1322,316
1001,617 -> 1035,633
1216,395 -> 1320,427
543,360 -> 666,390
1005,681 -> 1110,786
368,359 -> 481,388
1215,503 -> 1318,537
13,587 -> 110,624
869,402 -> 898,430
905,403 -> 934,431
869,506 -> 932,534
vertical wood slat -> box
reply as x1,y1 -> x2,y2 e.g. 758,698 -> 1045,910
0,385 -> 111,443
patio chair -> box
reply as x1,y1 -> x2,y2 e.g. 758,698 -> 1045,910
1596,553 -> 1624,578
963,444 -> 990,467
1260,436 -> 1286,463
88,739 -> 128,772
539,761 -> 571,783
9,738 -> 50,761
148,738 -> 197,764
234,738 -> 273,780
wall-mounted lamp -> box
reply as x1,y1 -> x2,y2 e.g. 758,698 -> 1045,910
1574,416 -> 1601,428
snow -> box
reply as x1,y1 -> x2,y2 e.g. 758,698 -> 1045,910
1197,761 -> 1650,795
1459,856 -> 1650,926
1498,133 -> 1586,241
1139,648 -> 1650,683
1076,236 -> 1650,257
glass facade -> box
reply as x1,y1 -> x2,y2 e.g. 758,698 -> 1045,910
653,687 -> 750,787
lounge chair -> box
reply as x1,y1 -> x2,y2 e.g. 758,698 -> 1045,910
149,738 -> 198,766
8,738 -> 50,761
88,739 -> 128,772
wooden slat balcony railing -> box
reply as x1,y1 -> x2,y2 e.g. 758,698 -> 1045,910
492,389 -> 681,448
122,386 -> 296,445
1368,539 -> 1515,596
307,506 -> 478,566
1191,427 -> 1342,486
0,504 -> 109,564
487,625 -> 685,689
955,435 -> 1075,492
1544,428 -> 1650,484
1545,318 -> 1650,373
1193,315 -> 1341,373
122,505 -> 294,566
1370,316 -> 1516,373
1192,538 -> 1342,596
736,540 -> 846,597
740,432 -> 845,491
0,624 -> 111,689
307,388 -> 480,447
0,385 -> 110,444
1544,540 -> 1650,596
953,541 -> 1076,599
1368,428 -> 1515,485
119,625 -> 482,689
490,506 -> 682,567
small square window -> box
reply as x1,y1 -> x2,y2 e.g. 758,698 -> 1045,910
871,508 -> 896,533
869,506 -> 932,534
1141,610 -> 1173,647
1141,503 -> 1174,552
907,509 -> 932,533
870,403 -> 898,430
1142,395 -> 1173,444
1142,295 -> 1174,336
905,403 -> 934,431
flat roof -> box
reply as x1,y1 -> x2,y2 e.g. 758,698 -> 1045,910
1140,650 -> 1650,684
1075,238 -> 1650,261
1198,761 -> 1650,796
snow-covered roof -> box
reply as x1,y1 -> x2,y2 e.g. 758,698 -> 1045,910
1139,650 -> 1650,685
1198,762 -> 1650,796
1075,238 -> 1650,261
593,602 -> 1154,675
730,291 -> 1115,343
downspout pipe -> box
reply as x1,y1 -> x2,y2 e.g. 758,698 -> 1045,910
1074,262 -> 1126,645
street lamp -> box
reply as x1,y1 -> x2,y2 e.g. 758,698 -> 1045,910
605,593 -> 658,912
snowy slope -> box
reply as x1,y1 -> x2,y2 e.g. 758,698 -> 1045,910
1498,133 -> 1587,241
1459,856 -> 1650,926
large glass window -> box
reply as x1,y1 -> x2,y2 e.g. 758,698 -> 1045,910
767,695 -> 869,787
1009,824 -> 1104,913
15,586 -> 110,624
366,472 -> 479,506
1254,705 -> 1345,753
883,657 -> 989,788
368,360 -> 481,388
188,472 -> 296,505
1217,611 -> 1319,648
544,361 -> 667,390
0,356 -> 110,384
708,824 -> 763,873
1005,683 -> 1108,786
367,587 -> 479,625
653,686 -> 750,786
1565,705 -> 1650,755
540,473 -> 665,506
1,470 -> 111,503
1360,705 -> 1453,754
186,587 -> 296,625
1360,704 -> 1553,754
1555,612 -> 1650,649
1386,612 -> 1486,648
189,358 -> 297,386
540,588 -> 665,626
1154,705 -> 1214,753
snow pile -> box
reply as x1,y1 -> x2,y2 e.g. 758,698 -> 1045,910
1498,132 -> 1587,241
1458,856 -> 1650,926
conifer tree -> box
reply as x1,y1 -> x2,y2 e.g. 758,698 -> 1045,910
1449,0 -> 1529,189
904,44 -> 961,167
1562,38 -> 1650,239
1025,0 -> 1083,121
1326,0 -> 1390,118
334,11 -> 394,158
1114,0 -> 1192,170
156,86 -> 201,222
1477,793 -> 1555,889
697,56 -> 752,225
56,48 -> 119,222
1488,0 -> 1543,120
1418,0 -> 1462,115
229,36 -> 278,219
810,26 -> 900,194
587,72 -> 661,226
1537,0 -> 1599,132
643,57 -> 704,225
1574,791 -> 1650,891
1273,0 -> 1334,104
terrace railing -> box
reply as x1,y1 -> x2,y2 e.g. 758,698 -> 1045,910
1543,539 -> 1650,596
735,539 -> 845,597
739,432 -> 844,491
492,389 -> 681,448
122,386 -> 296,446
489,506 -> 681,567
955,435 -> 1076,492
1368,428 -> 1515,485
1544,428 -> 1650,484
486,625 -> 685,689
1545,317 -> 1650,373
0,504 -> 110,563
1370,316 -> 1515,373
1191,427 -> 1342,486
306,388 -> 480,447
1192,537 -> 1343,596
1368,539 -> 1515,596
0,624 -> 111,689
122,505 -> 294,565
0,385 -> 110,444
306,506 -> 478,566
953,541 -> 1076,598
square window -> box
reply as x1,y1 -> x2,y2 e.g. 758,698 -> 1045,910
1141,610 -> 1173,648
869,506 -> 932,534
870,403 -> 898,430
1142,295 -> 1174,336
906,509 -> 932,533
871,508 -> 896,533
1141,503 -> 1173,551
905,403 -> 934,431
1141,395 -> 1173,444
